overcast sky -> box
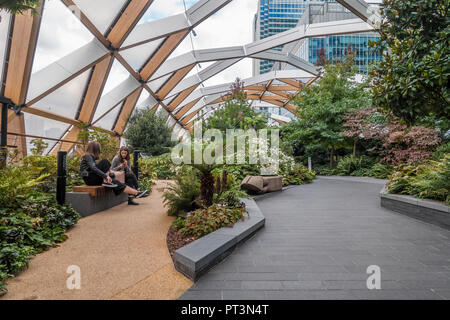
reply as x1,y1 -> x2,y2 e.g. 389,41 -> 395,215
31,0 -> 258,93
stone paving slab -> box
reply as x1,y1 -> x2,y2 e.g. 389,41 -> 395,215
180,177 -> 450,300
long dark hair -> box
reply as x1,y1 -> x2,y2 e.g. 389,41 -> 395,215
85,142 -> 101,160
118,146 -> 131,162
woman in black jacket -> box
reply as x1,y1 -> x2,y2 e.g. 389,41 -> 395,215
80,142 -> 147,205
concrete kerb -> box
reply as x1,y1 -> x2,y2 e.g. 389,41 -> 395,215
173,198 -> 265,281
380,185 -> 450,230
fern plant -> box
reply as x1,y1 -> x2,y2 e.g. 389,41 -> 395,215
162,167 -> 200,217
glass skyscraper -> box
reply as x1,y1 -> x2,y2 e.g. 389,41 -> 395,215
253,0 -> 333,75
253,0 -> 382,75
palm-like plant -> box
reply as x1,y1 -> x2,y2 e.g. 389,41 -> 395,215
0,0 -> 40,15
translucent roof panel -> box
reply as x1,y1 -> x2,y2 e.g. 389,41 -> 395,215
203,58 -> 253,87
24,113 -> 70,154
73,0 -> 128,34
137,0 -> 195,24
93,103 -> 123,131
102,59 -> 131,94
32,69 -> 91,119
32,0 -> 94,73
149,73 -> 173,92
0,11 -> 11,86
120,38 -> 165,72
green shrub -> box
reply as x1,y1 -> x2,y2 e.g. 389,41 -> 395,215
361,163 -> 393,179
173,205 -> 247,239
334,155 -> 376,176
281,163 -> 316,186
387,154 -> 450,205
212,169 -> 248,207
140,153 -> 177,180
162,167 -> 201,217
0,162 -> 80,296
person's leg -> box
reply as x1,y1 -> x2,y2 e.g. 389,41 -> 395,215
97,159 -> 111,174
125,172 -> 139,190
83,174 -> 103,186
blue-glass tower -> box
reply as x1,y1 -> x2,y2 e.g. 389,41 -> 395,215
253,0 -> 381,75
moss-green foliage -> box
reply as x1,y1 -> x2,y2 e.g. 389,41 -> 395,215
173,205 -> 247,239
0,164 -> 80,296
139,153 -> 177,180
387,154 -> 450,205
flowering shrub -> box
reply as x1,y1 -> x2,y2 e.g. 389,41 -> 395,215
381,125 -> 441,165
342,108 -> 441,166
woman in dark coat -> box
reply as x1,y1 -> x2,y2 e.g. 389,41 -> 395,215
80,142 -> 147,205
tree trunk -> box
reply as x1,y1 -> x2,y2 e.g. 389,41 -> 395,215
330,144 -> 335,167
353,139 -> 357,157
201,172 -> 215,207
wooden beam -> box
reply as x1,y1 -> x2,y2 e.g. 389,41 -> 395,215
52,56 -> 114,154
4,4 -> 43,158
180,110 -> 199,125
113,87 -> 143,134
278,78 -> 302,88
167,85 -> 198,111
5,131 -> 83,145
107,0 -> 154,48
174,97 -> 201,119
52,126 -> 81,154
78,56 -> 114,123
156,64 -> 195,100
267,89 -> 290,99
140,30 -> 189,81
272,118 -> 287,125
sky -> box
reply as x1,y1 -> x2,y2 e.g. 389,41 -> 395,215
30,0 -> 259,94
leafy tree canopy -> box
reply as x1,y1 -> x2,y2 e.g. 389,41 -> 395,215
370,0 -> 450,124
204,78 -> 268,132
124,106 -> 174,156
282,55 -> 371,166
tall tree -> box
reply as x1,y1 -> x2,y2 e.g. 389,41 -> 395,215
204,78 -> 268,132
370,0 -> 450,124
283,55 -> 371,167
124,107 -> 174,156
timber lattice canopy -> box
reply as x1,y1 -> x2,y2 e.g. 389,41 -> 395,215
0,0 -> 376,157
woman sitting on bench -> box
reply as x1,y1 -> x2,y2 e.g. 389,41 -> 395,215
112,146 -> 142,192
80,142 -> 147,205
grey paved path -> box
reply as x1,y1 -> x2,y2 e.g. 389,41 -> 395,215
180,177 -> 450,300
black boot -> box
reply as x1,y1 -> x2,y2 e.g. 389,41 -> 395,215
128,198 -> 139,205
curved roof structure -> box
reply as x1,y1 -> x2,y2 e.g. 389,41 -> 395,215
0,0 -> 376,157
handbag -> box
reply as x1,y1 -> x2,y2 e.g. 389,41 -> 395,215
110,170 -> 125,184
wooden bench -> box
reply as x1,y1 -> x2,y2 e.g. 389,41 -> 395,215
66,185 -> 128,218
73,185 -> 107,197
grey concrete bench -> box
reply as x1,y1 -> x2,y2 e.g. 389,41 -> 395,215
66,185 -> 128,218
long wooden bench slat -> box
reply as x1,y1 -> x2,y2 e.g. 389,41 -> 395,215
73,185 -> 106,197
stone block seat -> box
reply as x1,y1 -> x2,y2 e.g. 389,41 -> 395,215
66,185 -> 128,218
241,175 -> 283,194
